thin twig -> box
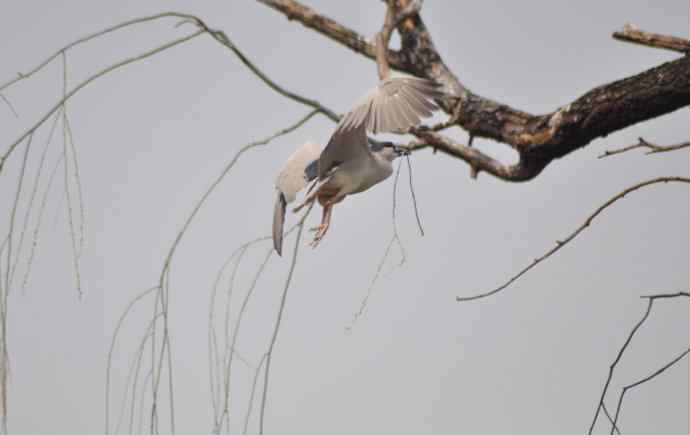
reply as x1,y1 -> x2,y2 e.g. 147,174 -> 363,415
197,22 -> 339,123
405,154 -> 425,236
599,137 -> 690,158
242,353 -> 268,435
601,403 -> 621,435
21,153 -> 65,290
9,110 -> 62,289
0,94 -> 18,118
458,177 -> 690,302
641,291 -> 690,300
208,237 -> 271,430
60,51 -> 82,298
4,134 -> 33,296
106,286 -> 158,435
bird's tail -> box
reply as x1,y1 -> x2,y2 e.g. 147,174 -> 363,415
272,191 -> 287,256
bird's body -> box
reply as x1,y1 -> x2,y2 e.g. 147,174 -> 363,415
322,145 -> 396,197
272,75 -> 443,255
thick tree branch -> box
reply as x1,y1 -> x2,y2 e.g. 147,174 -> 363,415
409,131 -> 548,181
598,137 -> 690,158
257,0 -> 690,180
613,23 -> 690,53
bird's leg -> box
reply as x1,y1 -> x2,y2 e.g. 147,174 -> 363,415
310,202 -> 333,248
292,191 -> 317,213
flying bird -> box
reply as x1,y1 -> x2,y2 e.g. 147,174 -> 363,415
272,75 -> 443,255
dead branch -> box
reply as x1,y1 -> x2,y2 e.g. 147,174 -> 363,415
613,23 -> 690,53
598,137 -> 690,158
457,177 -> 690,302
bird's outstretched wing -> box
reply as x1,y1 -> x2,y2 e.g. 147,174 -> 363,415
273,141 -> 321,255
338,76 -> 444,135
318,76 -> 442,178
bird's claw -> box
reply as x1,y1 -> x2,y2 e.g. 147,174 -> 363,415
309,224 -> 328,247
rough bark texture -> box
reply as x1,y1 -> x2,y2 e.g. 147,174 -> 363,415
258,0 -> 690,181
613,24 -> 690,53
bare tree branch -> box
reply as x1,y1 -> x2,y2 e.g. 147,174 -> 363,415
613,23 -> 690,53
410,131 -> 548,181
257,0 -> 690,181
598,137 -> 690,159
458,177 -> 690,302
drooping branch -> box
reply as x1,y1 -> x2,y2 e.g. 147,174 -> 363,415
613,23 -> 690,53
257,0 -> 690,181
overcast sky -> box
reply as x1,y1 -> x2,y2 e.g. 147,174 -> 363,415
1,1 -> 689,434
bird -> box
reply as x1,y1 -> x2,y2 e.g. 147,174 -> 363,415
272,75 -> 443,255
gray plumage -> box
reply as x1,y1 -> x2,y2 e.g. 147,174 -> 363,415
273,75 -> 442,255
273,141 -> 321,255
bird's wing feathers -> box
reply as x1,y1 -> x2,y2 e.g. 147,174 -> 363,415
275,141 -> 321,203
338,76 -> 444,135
273,141 -> 321,256
318,124 -> 368,179
318,76 -> 442,178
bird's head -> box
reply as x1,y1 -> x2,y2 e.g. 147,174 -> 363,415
379,142 -> 410,161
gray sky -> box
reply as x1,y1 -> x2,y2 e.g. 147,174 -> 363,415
1,1 -> 689,434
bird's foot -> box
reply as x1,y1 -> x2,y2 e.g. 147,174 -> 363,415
309,224 -> 328,247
